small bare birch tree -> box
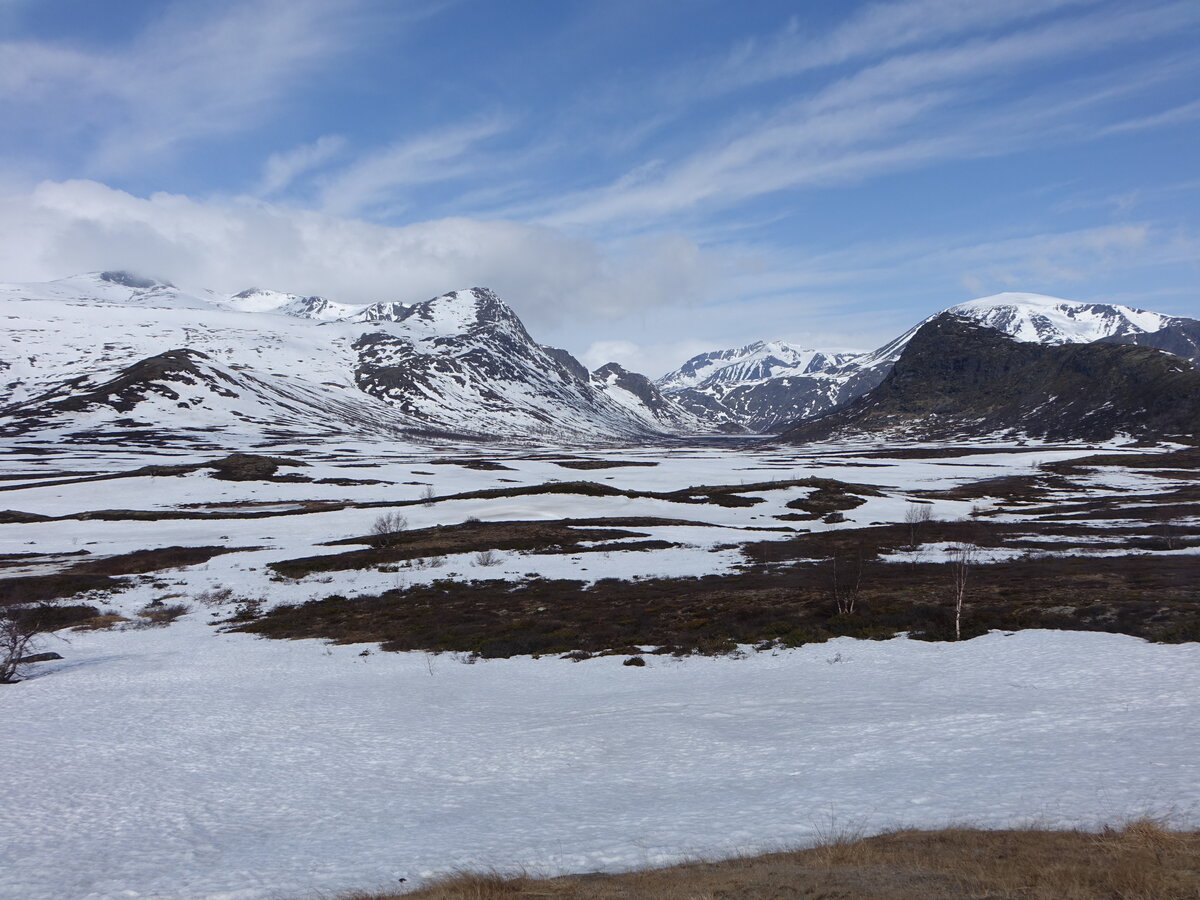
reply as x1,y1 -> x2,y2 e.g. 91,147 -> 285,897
830,549 -> 864,616
370,512 -> 408,548
950,542 -> 977,641
1,613 -> 41,684
903,502 -> 933,551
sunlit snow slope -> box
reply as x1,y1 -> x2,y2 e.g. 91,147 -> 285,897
0,272 -> 704,444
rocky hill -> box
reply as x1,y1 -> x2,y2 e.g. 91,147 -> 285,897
776,315 -> 1200,443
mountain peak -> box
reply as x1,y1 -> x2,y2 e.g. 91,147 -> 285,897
944,292 -> 1169,343
97,270 -> 171,290
389,287 -> 525,337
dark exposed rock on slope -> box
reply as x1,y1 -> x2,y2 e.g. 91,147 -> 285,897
777,315 -> 1200,443
2,349 -> 236,418
1097,318 -> 1200,367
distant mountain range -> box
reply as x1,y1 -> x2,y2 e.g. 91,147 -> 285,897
657,292 -> 1200,433
1,273 -> 1197,445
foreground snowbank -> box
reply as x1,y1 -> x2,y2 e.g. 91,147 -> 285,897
4,626 -> 1198,899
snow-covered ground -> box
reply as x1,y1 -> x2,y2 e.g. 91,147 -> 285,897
4,627 -> 1198,900
2,628 -> 1200,900
0,438 -> 1194,620
2,438 -> 1197,899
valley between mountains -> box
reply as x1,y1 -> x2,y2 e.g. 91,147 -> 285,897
1,272 -> 1198,899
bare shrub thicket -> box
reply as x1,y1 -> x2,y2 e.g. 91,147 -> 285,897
0,613 -> 42,684
194,585 -> 235,606
410,556 -> 446,570
828,549 -> 864,616
474,549 -> 502,567
421,485 -> 437,507
135,601 -> 191,627
370,512 -> 409,548
903,502 -> 934,550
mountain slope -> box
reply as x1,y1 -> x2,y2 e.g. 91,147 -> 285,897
776,315 -> 1200,443
346,288 -> 706,439
0,276 -> 702,444
0,347 -> 430,444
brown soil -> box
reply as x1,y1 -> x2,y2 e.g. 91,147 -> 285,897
551,460 -> 659,470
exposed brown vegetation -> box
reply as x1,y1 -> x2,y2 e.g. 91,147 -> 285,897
270,518 -> 697,579
0,451 -> 308,494
1042,446 -> 1200,474
135,601 -> 191,626
344,822 -> 1200,900
551,460 -> 659,470
0,545 -> 249,608
237,525 -> 1200,656
69,545 -> 242,576
71,612 -> 131,631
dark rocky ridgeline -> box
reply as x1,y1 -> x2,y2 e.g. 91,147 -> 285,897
777,314 -> 1200,443
1097,317 -> 1200,368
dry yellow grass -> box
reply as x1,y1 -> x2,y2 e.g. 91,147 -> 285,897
343,821 -> 1200,900
70,613 -> 131,631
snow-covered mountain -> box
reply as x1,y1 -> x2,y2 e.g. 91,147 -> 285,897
658,341 -> 857,392
658,292 -> 1200,433
224,288 -> 361,321
0,273 -> 705,444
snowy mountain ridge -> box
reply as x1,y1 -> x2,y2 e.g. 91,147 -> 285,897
657,340 -> 859,392
0,274 -> 706,444
3,276 -> 1196,444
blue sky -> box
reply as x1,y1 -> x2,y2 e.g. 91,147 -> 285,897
1,0 -> 1198,374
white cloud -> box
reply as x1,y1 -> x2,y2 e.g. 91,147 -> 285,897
256,135 -> 346,197
319,117 -> 512,217
697,0 -> 1100,96
533,1 -> 1200,233
0,179 -> 712,331
1097,98 -> 1200,136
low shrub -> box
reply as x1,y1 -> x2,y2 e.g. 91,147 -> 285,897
136,602 -> 191,626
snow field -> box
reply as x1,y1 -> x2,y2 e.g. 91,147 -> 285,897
2,439 -> 1196,899
3,627 -> 1197,900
